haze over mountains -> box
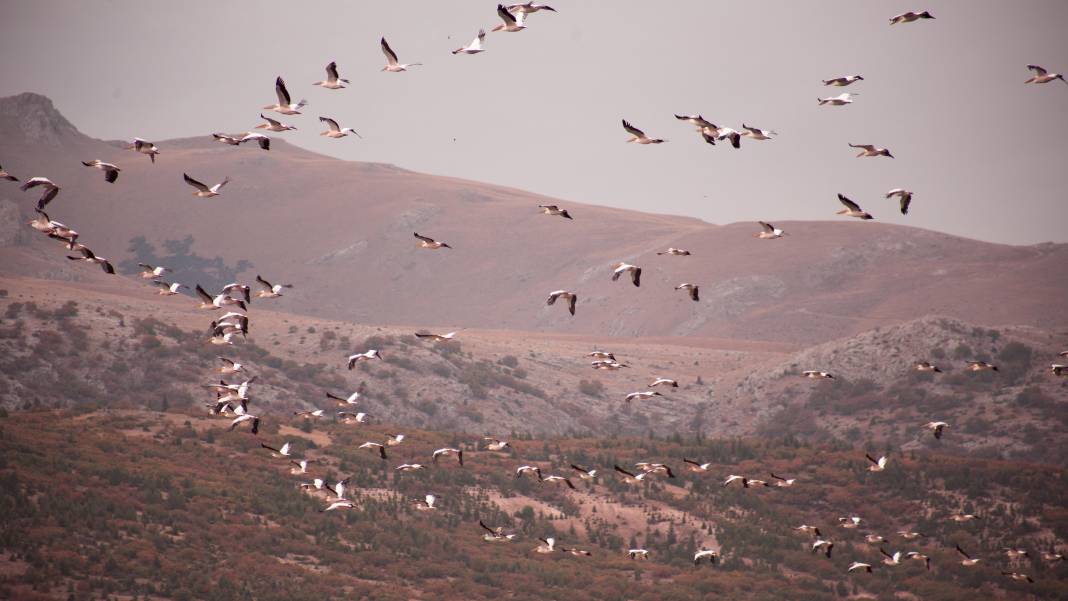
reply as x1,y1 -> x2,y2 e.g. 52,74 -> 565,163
1,92 -> 1066,347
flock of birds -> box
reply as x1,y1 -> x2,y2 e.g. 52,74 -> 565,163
5,2 -> 1068,590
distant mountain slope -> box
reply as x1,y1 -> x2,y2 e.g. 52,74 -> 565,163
1,92 -> 1066,346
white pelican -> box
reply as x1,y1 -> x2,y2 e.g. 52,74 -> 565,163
299,478 -> 326,491
415,331 -> 458,342
850,143 -> 893,158
823,75 -> 864,86
319,116 -> 361,139
796,525 -> 822,537
741,124 -> 777,140
507,2 -> 556,14
195,285 -> 246,311
675,114 -> 714,130
264,77 -> 307,114
516,465 -> 543,480
381,37 -> 421,72
769,473 -> 796,487
347,350 -> 381,369
906,551 -> 931,571
414,232 -> 451,249
924,421 -> 948,439
723,475 -> 750,488
433,447 -> 463,466
210,332 -> 235,346
880,549 -> 902,566
1025,65 -> 1066,85
414,494 -> 438,511
396,463 -> 425,472
542,475 -> 575,489
1041,547 -> 1065,562
614,465 -> 648,484
183,173 -> 230,198
386,433 -> 405,446
260,441 -> 292,458
67,247 -> 115,274
563,547 -> 592,557
222,283 -> 250,303
479,521 -> 517,542
256,114 -> 297,132
635,463 -> 675,478
865,454 -> 887,472
914,361 -> 941,373
628,549 -> 650,560
535,537 -> 556,553
818,93 -> 858,106
624,391 -> 662,402
1002,572 -> 1034,583
313,61 -> 349,89
755,221 -> 786,239
137,263 -> 169,279
694,549 -> 718,565
453,30 -> 486,55
949,513 -> 980,522
649,377 -> 678,388
255,275 -> 291,298
839,516 -> 862,529
1051,364 -> 1067,376
538,204 -> 572,219
587,350 -> 615,360
493,4 -> 527,32
886,189 -> 913,215
812,539 -> 834,558
890,10 -> 935,25
228,413 -> 260,434
657,248 -> 690,256
622,120 -> 665,144
848,562 -> 873,573
211,133 -> 244,146
611,262 -> 641,286
956,545 -> 981,566
81,160 -> 120,183
1005,548 -> 1029,560
0,164 -> 17,181
327,391 -> 360,406
699,124 -> 741,148
683,458 -> 712,472
483,437 -> 509,451
332,478 -> 350,500
20,177 -> 60,210
675,283 -> 699,301
290,459 -> 309,475
802,370 -> 834,379
966,360 -> 998,372
591,360 -> 629,370
293,409 -> 325,419
154,281 -> 185,296
128,138 -> 160,163
358,441 -> 387,459
546,290 -> 577,316
322,499 -> 354,512
338,412 -> 370,425
570,464 -> 597,480
897,530 -> 924,540
836,194 -> 874,220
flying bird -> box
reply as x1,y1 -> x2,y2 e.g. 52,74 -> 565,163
823,75 -> 864,86
836,194 -> 874,220
546,290 -> 577,316
849,143 -> 893,158
432,447 -> 463,466
256,114 -> 297,132
890,10 -> 935,25
769,473 -> 796,487
885,189 -> 913,214
848,562 -> 873,573
255,275 -> 292,298
538,204 -> 572,219
81,160 -> 120,183
657,248 -> 691,256
622,120 -> 665,144
624,391 -> 662,402
414,232 -> 451,249
914,361 -> 941,373
327,391 -> 360,406
453,29 -> 486,54
924,421 -> 948,439
319,116 -> 361,139
741,124 -> 777,140
479,520 -> 517,542
507,2 -> 556,14
358,441 -> 387,459
264,77 -> 307,114
413,494 -> 438,511
20,177 -> 60,210
183,173 -> 230,198
542,475 -> 575,489
347,350 -> 381,369
137,263 -> 169,279
906,551 -> 931,571
0,164 -> 18,181
66,247 -> 115,274
338,412 -> 370,425
153,281 -> 185,296
694,549 -> 718,565
570,464 -> 597,480
260,441 -> 292,458
516,465 -> 543,480
802,370 -> 834,379
628,548 -> 650,560
313,61 -> 349,89
493,4 -> 527,32
812,539 -> 834,558
865,454 -> 888,472
818,93 -> 858,106
415,331 -> 458,342
648,377 -> 678,388
683,458 -> 712,472
381,37 -> 421,71
675,283 -> 700,301
966,360 -> 998,372
1025,64 -> 1066,85
755,221 -> 786,239
128,138 -> 160,163
611,263 -> 641,286
956,545 -> 981,566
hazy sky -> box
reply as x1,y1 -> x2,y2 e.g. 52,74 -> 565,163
2,0 -> 1067,244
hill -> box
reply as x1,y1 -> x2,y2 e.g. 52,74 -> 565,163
1,92 -> 1066,346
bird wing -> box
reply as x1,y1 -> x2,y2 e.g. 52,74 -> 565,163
320,117 -> 341,132
621,119 -> 644,137
837,194 -> 862,212
498,4 -> 517,25
326,61 -> 340,82
255,275 -> 274,291
1027,65 -> 1048,76
184,173 -> 209,192
275,76 -> 291,106
260,113 -> 282,127
865,453 -> 879,465
614,465 -> 636,478
414,232 -> 435,244
758,221 -> 774,233
381,38 -> 399,65
210,178 -> 230,193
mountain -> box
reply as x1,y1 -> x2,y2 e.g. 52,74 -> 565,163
1,92 -> 1066,346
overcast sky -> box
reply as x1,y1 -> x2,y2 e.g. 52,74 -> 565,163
2,0 -> 1067,244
